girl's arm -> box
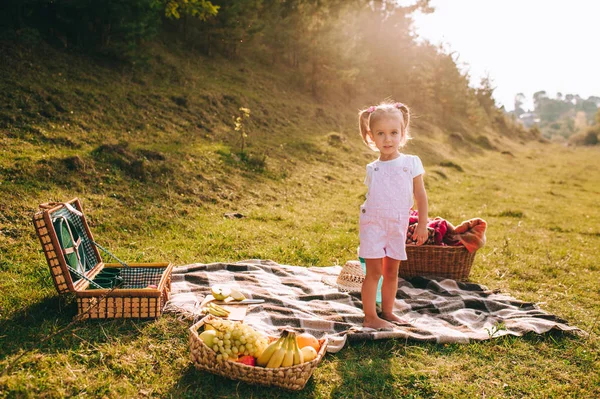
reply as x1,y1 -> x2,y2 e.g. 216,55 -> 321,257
413,174 -> 429,245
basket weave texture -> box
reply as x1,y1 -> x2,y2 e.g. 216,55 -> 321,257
189,316 -> 328,391
32,198 -> 173,319
400,244 -> 476,281
75,268 -> 172,319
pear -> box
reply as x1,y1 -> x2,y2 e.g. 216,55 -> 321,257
229,289 -> 246,301
300,346 -> 318,362
211,285 -> 231,301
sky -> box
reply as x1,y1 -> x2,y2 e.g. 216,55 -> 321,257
410,0 -> 599,111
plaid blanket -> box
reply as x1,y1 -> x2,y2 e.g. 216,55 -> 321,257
164,259 -> 583,353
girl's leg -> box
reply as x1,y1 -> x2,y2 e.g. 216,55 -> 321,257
362,258 -> 394,329
380,256 -> 405,323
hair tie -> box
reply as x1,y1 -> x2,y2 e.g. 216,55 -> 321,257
366,106 -> 376,113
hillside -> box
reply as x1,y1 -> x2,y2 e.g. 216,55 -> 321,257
1,36 -> 532,187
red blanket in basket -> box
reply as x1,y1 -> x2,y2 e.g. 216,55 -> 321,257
408,211 -> 487,253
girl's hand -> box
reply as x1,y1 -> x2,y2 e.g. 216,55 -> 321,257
414,223 -> 429,246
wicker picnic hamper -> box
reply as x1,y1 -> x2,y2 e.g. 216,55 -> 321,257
399,244 -> 476,281
189,316 -> 328,391
32,198 -> 173,319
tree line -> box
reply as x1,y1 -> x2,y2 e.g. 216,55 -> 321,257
514,91 -> 600,143
1,0 -> 528,140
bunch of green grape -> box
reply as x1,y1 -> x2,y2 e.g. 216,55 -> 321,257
206,318 -> 269,361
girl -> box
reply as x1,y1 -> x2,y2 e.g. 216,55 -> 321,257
358,101 -> 429,330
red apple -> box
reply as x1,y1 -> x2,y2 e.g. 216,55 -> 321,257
237,355 -> 256,366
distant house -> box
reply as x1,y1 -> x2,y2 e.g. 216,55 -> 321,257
518,112 -> 540,128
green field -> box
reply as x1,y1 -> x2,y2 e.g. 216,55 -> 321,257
1,40 -> 599,398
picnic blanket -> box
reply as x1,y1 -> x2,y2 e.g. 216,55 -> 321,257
164,259 -> 583,353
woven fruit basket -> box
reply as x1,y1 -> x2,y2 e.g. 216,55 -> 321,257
32,198 -> 173,319
189,316 -> 328,391
400,244 -> 476,281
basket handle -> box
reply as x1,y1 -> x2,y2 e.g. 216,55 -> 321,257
39,202 -> 61,209
39,202 -> 83,216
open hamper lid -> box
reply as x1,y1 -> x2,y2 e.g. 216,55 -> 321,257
33,198 -> 104,294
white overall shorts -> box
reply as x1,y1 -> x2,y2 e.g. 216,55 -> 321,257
358,156 -> 415,261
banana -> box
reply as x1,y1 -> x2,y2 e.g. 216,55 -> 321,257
291,332 -> 304,366
209,303 -> 230,314
281,335 -> 294,368
210,309 -> 227,317
257,335 -> 285,367
202,305 -> 215,316
266,336 -> 287,368
204,302 -> 230,317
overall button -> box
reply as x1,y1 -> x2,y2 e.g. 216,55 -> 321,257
361,209 -> 366,213
374,167 -> 379,171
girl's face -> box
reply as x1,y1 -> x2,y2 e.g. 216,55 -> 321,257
368,114 -> 405,161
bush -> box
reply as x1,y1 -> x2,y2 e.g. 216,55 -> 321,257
583,129 -> 599,146
569,128 -> 599,147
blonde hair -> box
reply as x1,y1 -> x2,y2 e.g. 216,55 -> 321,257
358,101 -> 411,150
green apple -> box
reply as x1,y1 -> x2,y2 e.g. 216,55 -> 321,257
199,329 -> 217,348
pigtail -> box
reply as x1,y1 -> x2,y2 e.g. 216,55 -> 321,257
395,103 -> 411,146
358,109 -> 374,148
395,103 -> 410,131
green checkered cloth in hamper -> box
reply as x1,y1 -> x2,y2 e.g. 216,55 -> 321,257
52,206 -> 100,273
120,267 -> 166,289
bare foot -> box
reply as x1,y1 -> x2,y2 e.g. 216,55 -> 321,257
381,312 -> 408,324
363,316 -> 395,330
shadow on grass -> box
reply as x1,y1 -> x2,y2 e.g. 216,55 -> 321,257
327,339 -> 416,398
166,363 -> 320,399
403,329 -> 584,357
498,329 -> 588,347
0,295 -> 75,360
0,294 -> 165,362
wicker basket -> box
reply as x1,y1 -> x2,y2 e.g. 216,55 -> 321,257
189,316 -> 328,391
399,244 -> 476,281
32,198 -> 173,319
72,263 -> 173,319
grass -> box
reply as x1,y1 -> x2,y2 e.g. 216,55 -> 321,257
1,39 -> 600,398
2,142 -> 599,398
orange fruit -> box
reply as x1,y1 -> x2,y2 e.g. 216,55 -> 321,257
296,333 -> 320,352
